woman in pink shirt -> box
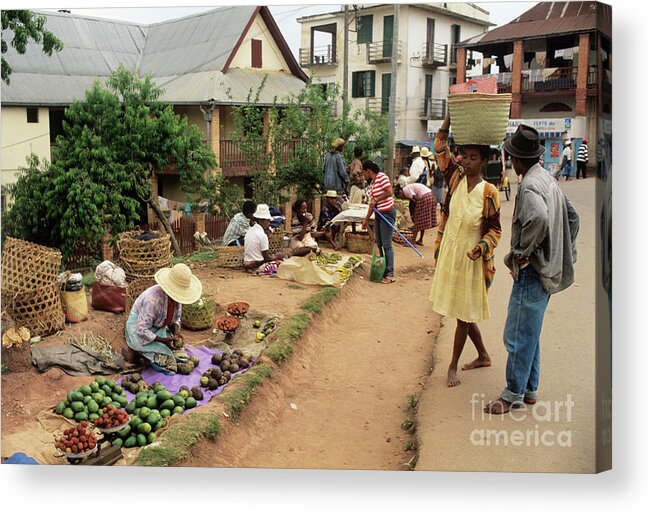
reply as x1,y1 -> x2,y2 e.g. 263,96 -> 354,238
395,182 -> 438,246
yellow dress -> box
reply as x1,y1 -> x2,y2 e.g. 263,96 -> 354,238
429,176 -> 490,322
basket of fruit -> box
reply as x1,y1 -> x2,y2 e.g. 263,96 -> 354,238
214,316 -> 241,333
226,301 -> 249,317
55,421 -> 99,460
93,404 -> 130,433
181,295 -> 216,331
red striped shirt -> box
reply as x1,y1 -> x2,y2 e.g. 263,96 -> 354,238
369,172 -> 394,212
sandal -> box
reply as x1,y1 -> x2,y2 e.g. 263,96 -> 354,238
381,277 -> 396,284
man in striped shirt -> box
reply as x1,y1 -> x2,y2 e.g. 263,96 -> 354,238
576,138 -> 588,179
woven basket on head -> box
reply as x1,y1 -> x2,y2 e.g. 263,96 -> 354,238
268,230 -> 285,253
181,295 -> 216,331
116,230 -> 172,280
125,277 -> 156,313
346,232 -> 374,254
448,93 -> 512,145
214,246 -> 244,269
1,237 -> 62,294
5,283 -> 65,337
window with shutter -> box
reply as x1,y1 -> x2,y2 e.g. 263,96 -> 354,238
357,15 -> 373,44
351,71 -> 375,98
251,39 -> 262,68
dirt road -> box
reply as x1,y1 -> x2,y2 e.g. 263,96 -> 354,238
183,239 -> 440,470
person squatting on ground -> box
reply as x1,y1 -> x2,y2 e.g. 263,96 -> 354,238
362,160 -> 397,284
124,263 -> 202,374
243,204 -> 289,272
394,182 -> 437,246
484,124 -> 579,415
318,190 -> 343,250
222,200 -> 256,246
429,113 -> 502,387
289,198 -> 324,257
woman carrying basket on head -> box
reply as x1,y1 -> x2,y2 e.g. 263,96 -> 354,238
429,112 -> 502,387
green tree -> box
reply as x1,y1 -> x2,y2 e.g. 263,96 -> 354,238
1,10 -> 63,84
2,66 -> 216,258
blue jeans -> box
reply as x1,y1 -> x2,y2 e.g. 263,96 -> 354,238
501,266 -> 550,404
374,207 -> 396,278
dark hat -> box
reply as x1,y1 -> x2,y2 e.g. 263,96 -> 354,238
503,124 -> 545,159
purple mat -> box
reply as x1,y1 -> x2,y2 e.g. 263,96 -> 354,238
120,345 -> 256,412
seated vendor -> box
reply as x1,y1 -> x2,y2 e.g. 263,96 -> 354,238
290,198 -> 323,257
125,263 -> 202,374
222,200 -> 256,246
317,190 -> 343,250
243,204 -> 288,270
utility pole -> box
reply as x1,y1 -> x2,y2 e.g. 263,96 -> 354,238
385,3 -> 400,181
343,5 -> 349,117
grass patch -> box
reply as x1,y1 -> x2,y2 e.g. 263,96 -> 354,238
136,412 -> 221,467
218,364 -> 273,420
405,394 -> 419,415
186,250 -> 218,262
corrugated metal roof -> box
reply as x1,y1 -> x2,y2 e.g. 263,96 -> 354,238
459,1 -> 611,49
2,6 -> 306,106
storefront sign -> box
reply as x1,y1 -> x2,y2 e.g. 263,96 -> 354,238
508,118 -> 572,135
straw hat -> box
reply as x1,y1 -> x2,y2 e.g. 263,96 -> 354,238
420,147 -> 432,158
253,204 -> 273,220
411,145 -> 421,154
155,263 -> 202,305
324,190 -> 338,198
332,137 -> 345,148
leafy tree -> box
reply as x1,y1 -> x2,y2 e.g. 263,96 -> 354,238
1,10 -> 63,84
2,66 -> 216,257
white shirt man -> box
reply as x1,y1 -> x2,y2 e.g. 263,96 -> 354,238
408,146 -> 425,184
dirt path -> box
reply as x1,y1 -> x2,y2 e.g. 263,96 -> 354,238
182,244 -> 440,470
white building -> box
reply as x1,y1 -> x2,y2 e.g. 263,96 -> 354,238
297,3 -> 492,151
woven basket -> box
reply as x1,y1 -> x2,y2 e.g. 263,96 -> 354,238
448,93 -> 512,145
214,246 -> 244,269
5,283 -> 65,337
268,230 -> 285,253
181,296 -> 216,331
346,232 -> 374,254
125,277 -> 156,313
117,230 -> 172,280
1,237 -> 62,293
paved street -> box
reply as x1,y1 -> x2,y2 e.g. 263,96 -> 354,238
416,172 -> 599,473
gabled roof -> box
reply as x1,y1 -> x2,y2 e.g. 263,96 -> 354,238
458,1 -> 612,49
2,6 -> 308,106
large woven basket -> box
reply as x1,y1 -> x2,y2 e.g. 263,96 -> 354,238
181,295 -> 216,331
125,277 -> 156,313
448,93 -> 512,145
5,283 -> 65,337
1,237 -> 62,293
268,230 -> 285,253
214,246 -> 244,269
346,232 -> 374,254
117,230 -> 172,280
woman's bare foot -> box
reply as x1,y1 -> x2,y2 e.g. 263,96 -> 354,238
447,368 -> 461,387
414,240 -> 424,246
461,357 -> 492,371
483,398 -> 520,415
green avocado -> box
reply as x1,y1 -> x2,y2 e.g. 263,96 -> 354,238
172,406 -> 184,415
138,407 -> 151,419
124,435 -> 137,448
184,397 -> 197,409
159,399 -> 175,411
74,411 -> 88,422
147,432 -> 156,444
70,401 -> 85,413
146,411 -> 161,426
63,408 -> 74,419
125,401 -> 136,414
79,385 -> 92,396
55,402 -> 66,415
137,422 -> 152,434
172,395 -> 185,407
112,438 -> 124,448
136,433 -> 147,447
156,390 -> 172,402
87,400 -> 99,413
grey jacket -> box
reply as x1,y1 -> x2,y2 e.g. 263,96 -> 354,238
505,164 -> 580,294
323,150 -> 349,194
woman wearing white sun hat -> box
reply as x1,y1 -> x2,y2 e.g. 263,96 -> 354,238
124,263 -> 202,373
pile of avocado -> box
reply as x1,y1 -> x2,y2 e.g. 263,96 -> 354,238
54,377 -> 128,423
114,382 -> 198,448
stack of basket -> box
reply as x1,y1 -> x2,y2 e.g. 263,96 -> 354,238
346,232 -> 374,254
181,295 -> 216,331
116,230 -> 172,282
125,277 -> 157,313
1,237 -> 65,337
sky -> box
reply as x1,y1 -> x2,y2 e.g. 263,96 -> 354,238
20,1 -> 537,60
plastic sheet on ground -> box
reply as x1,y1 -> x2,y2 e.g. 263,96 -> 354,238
121,345 -> 256,410
276,255 -> 363,289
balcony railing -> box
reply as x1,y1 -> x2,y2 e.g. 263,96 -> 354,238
367,40 -> 402,64
362,97 -> 401,114
421,98 -> 447,120
219,139 -> 306,176
299,45 -> 336,67
421,42 -> 448,67
473,72 -> 513,93
521,67 -> 576,93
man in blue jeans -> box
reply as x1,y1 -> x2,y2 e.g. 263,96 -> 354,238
484,124 -> 580,414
